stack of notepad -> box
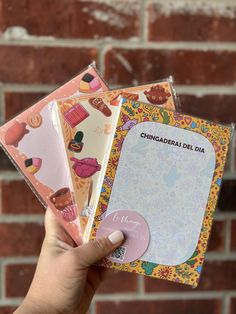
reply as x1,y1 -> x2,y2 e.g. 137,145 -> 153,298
0,63 -> 233,287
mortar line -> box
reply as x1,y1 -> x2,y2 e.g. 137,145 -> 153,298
1,38 -> 236,50
0,214 -> 44,224
93,290 -> 236,301
140,0 -> 148,42
90,301 -> 96,314
97,45 -> 110,78
0,298 -> 22,306
137,275 -> 145,294
2,83 -> 57,93
0,171 -> 23,180
0,257 -> 38,264
222,294 -> 231,314
225,217 -> 232,253
1,262 -> 5,300
214,212 -> 236,219
205,252 -> 236,261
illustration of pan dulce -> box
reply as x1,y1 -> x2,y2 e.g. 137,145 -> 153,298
144,85 -> 171,105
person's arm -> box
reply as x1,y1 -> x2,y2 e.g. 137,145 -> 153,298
15,208 -> 124,314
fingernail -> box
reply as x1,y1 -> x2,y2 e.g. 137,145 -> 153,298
108,230 -> 124,244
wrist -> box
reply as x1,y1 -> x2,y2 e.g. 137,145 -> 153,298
14,296 -> 59,314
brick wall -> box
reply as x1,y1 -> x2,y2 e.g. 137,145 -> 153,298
0,1 -> 236,313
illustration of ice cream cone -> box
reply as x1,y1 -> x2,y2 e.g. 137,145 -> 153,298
81,180 -> 94,217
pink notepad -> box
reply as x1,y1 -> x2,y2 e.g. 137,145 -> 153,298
0,64 -> 108,244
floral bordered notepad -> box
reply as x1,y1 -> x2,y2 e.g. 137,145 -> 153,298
89,98 -> 232,287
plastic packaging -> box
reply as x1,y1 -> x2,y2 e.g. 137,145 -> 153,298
51,77 -> 180,243
0,63 -> 109,244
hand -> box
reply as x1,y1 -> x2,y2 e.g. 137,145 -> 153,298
15,207 -> 124,314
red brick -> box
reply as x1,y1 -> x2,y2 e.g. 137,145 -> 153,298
180,94 -> 236,124
230,298 -> 236,314
0,45 -> 97,84
180,94 -> 235,173
145,261 -> 236,292
218,180 -> 236,212
0,222 -> 44,256
96,300 -> 221,314
105,49 -> 236,86
208,220 -> 225,252
0,307 -> 17,314
0,0 -> 140,40
97,271 -> 138,294
5,263 -> 36,297
148,3 -> 236,42
4,92 -> 47,121
231,220 -> 236,251
1,180 -> 45,214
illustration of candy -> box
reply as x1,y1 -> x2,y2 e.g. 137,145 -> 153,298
24,157 -> 42,174
118,112 -> 138,131
144,85 -> 171,105
70,157 -> 101,178
79,73 -> 102,93
5,122 -> 29,147
68,131 -> 84,153
61,204 -> 78,222
64,103 -> 89,128
81,180 -> 94,217
110,92 -> 139,106
89,97 -> 112,117
27,113 -> 42,128
50,187 -> 74,210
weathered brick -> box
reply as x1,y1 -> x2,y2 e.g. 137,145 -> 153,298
0,223 -> 44,256
97,271 -> 138,294
145,261 -> 236,292
230,298 -> 236,314
0,45 -> 97,84
0,307 -> 17,314
148,3 -> 236,42
105,49 -> 236,86
4,92 -> 47,121
218,180 -> 236,212
0,0 -> 140,40
1,180 -> 45,214
96,299 -> 221,314
208,220 -> 225,252
5,263 -> 36,297
180,94 -> 236,124
231,220 -> 236,251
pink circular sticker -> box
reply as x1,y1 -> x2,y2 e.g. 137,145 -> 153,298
96,210 -> 150,263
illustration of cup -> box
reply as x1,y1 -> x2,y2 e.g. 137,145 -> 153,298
50,187 -> 74,210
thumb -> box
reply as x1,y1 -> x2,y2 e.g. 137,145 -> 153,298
74,230 -> 124,267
